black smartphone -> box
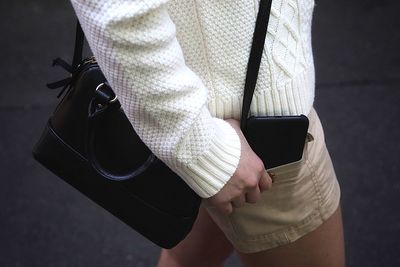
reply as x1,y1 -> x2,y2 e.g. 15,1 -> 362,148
244,115 -> 309,169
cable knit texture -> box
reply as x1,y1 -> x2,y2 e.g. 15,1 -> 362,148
69,0 -> 316,198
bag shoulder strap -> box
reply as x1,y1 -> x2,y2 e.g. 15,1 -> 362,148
72,21 -> 84,69
240,0 -> 273,132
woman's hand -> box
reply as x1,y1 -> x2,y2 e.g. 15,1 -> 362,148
203,118 -> 273,214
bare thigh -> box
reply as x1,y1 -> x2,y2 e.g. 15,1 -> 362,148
235,203 -> 346,267
156,205 -> 234,267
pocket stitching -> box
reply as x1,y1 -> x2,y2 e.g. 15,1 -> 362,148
305,158 -> 324,210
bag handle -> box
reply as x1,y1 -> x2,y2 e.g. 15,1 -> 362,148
86,86 -> 158,181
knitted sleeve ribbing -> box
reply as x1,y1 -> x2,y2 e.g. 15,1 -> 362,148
69,0 -> 242,198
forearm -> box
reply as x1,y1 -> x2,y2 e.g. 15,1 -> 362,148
69,0 -> 241,197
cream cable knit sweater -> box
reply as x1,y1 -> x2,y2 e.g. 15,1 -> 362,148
70,0 -> 316,198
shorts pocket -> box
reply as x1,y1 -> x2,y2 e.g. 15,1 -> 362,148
265,132 -> 314,183
225,132 -> 320,240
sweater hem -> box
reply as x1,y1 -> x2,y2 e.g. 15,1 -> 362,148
207,69 -> 314,119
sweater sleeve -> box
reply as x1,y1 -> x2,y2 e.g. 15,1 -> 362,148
69,0 -> 242,198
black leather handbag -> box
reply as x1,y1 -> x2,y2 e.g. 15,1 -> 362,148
32,0 -> 307,249
32,23 -> 201,248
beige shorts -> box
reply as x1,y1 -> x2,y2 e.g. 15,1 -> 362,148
203,106 -> 342,253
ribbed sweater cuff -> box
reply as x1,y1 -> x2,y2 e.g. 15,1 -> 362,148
174,118 -> 241,198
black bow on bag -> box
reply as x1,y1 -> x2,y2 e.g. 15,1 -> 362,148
32,0 -> 308,248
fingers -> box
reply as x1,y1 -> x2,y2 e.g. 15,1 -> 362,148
220,202 -> 233,215
231,195 -> 246,208
232,171 -> 273,208
211,175 -> 272,214
203,197 -> 234,215
206,162 -> 276,215
230,170 -> 274,210
259,170 -> 273,192
245,184 -> 261,203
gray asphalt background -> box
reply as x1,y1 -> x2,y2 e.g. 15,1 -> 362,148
1,0 -> 399,266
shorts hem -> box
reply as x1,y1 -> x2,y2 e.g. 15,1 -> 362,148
229,185 -> 341,254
